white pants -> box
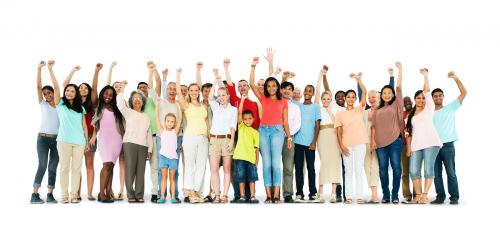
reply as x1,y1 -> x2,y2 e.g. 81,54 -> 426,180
344,144 -> 366,200
182,135 -> 208,192
57,142 -> 85,199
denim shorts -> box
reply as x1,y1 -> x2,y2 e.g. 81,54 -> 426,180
234,159 -> 258,183
159,155 -> 178,170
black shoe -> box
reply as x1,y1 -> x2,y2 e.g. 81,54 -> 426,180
230,197 -> 241,203
237,198 -> 247,203
30,193 -> 44,204
203,195 -> 213,203
336,196 -> 343,203
284,196 -> 294,203
248,197 -> 259,204
450,199 -> 459,205
381,199 -> 390,204
183,196 -> 190,203
151,195 -> 158,203
46,193 -> 57,203
175,198 -> 182,204
430,199 -> 444,204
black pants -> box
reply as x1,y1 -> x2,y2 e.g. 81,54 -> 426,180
294,144 -> 317,197
336,156 -> 346,200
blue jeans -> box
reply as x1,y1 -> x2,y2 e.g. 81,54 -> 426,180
259,125 -> 284,187
376,137 -> 403,201
157,136 -> 181,198
434,142 -> 459,201
410,146 -> 440,179
34,135 -> 59,189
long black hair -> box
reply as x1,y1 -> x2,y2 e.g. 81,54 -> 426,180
93,85 -> 123,131
406,90 -> 424,136
378,85 -> 397,109
79,82 -> 95,114
263,77 -> 282,99
62,84 -> 84,113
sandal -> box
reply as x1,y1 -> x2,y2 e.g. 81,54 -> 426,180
273,197 -> 281,204
418,193 -> 429,204
70,197 -> 80,204
136,198 -> 145,203
87,195 -> 96,201
61,197 -> 69,204
212,195 -> 221,204
128,198 -> 137,203
410,194 -> 421,204
264,197 -> 273,204
356,198 -> 365,204
345,198 -> 353,204
221,195 -> 229,203
116,193 -> 125,201
330,195 -> 337,203
367,198 -> 380,204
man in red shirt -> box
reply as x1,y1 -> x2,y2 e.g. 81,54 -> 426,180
223,59 -> 260,202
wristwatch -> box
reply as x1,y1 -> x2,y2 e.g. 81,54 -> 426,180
287,137 -> 293,141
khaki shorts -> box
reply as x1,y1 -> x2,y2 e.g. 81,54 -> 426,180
209,137 -> 233,156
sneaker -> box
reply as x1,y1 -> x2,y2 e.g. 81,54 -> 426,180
70,197 -> 81,203
430,199 -> 444,205
309,194 -> 321,203
401,196 -> 412,204
151,195 -> 158,203
284,195 -> 294,203
30,193 -> 44,204
237,197 -> 247,203
230,197 -> 241,203
381,199 -> 390,204
249,197 -> 259,204
295,195 -> 306,203
157,199 -> 166,204
46,193 -> 58,203
450,199 -> 459,205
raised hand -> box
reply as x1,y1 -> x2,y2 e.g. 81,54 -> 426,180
95,63 -> 103,71
215,75 -> 222,83
263,47 -> 276,62
196,61 -> 203,70
148,62 -> 156,71
419,68 -> 428,75
252,57 -> 259,66
223,59 -> 230,68
47,60 -> 55,68
73,65 -> 81,71
177,68 -> 182,74
388,67 -> 394,76
38,61 -> 46,69
448,71 -> 457,79
213,68 -> 219,77
395,61 -> 402,69
323,65 -> 329,72
162,68 -> 168,76
111,61 -> 117,68
290,72 -> 296,78
274,67 -> 282,75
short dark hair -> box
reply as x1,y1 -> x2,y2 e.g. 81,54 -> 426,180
305,84 -> 315,92
334,90 -> 345,99
432,88 -> 444,96
42,85 -> 54,93
345,89 -> 357,98
280,81 -> 294,90
137,82 -> 148,89
242,109 -> 254,117
263,77 -> 282,99
201,83 -> 213,91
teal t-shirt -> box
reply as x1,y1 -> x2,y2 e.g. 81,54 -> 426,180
293,101 -> 321,146
56,100 -> 87,146
433,99 -> 461,143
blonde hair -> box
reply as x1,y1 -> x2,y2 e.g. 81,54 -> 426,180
164,113 -> 177,128
321,90 -> 332,99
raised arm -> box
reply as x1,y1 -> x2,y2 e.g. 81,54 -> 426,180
238,94 -> 247,123
420,68 -> 430,93
175,102 -> 182,134
91,63 -> 103,107
161,68 -> 168,99
263,47 -> 275,77
47,60 -> 61,105
448,71 -> 467,103
350,72 -> 366,108
62,65 -> 80,89
388,67 -> 395,88
281,71 -> 291,84
175,68 -> 188,110
37,61 -> 46,103
196,61 -> 203,87
396,61 -> 402,90
322,65 -> 331,92
155,97 -> 164,131
116,81 -> 131,116
106,61 -> 117,86
249,57 -> 262,100
272,67 -> 282,80
153,67 -> 163,97
209,71 -> 221,102
147,61 -> 156,90
223,59 -> 232,86
315,66 -> 328,104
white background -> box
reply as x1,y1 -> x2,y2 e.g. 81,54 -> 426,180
1,0 -> 499,242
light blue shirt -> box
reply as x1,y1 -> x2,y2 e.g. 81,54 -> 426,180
433,99 -> 461,143
56,100 -> 87,146
39,101 -> 59,135
293,101 -> 321,146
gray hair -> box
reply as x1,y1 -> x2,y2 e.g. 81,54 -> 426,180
128,90 -> 147,111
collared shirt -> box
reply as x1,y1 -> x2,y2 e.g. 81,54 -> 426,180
209,99 -> 237,135
287,99 -> 301,136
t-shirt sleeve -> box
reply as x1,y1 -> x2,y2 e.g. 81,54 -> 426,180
334,112 -> 343,128
449,98 -> 461,112
227,83 -> 239,107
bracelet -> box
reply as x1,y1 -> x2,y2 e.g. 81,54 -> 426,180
287,137 -> 293,141
251,65 -> 256,68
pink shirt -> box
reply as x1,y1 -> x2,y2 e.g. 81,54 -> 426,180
334,105 -> 369,147
410,92 -> 442,152
259,96 -> 288,126
159,130 -> 178,159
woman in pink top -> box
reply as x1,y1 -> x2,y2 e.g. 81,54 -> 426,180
406,68 -> 442,204
334,72 -> 367,204
249,55 -> 293,204
90,85 -> 125,203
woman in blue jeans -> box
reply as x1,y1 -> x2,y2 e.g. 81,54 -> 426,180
405,68 -> 442,204
370,61 -> 404,203
31,60 -> 60,204
249,56 -> 292,203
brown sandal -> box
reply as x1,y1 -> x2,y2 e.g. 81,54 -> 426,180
221,195 -> 229,203
418,193 -> 428,204
212,195 -> 221,204
410,194 -> 421,204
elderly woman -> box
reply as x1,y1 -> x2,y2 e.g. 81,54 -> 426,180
116,81 -> 153,203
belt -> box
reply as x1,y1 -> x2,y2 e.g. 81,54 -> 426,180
209,134 -> 231,139
39,133 -> 57,138
319,124 -> 335,130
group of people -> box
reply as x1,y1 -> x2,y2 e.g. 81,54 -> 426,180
31,48 -> 466,205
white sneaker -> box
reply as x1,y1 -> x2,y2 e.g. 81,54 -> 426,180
295,195 -> 306,203
308,194 -> 321,203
